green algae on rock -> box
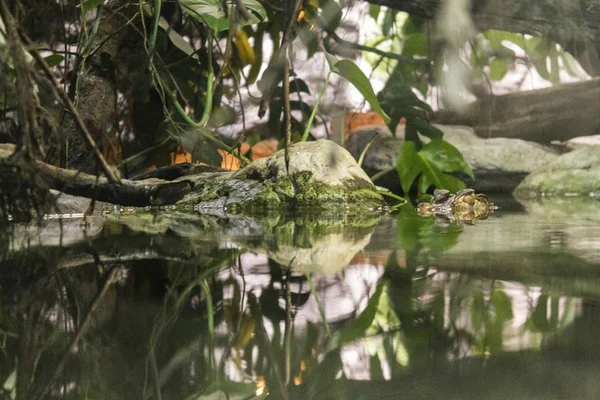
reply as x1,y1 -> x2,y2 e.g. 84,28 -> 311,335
514,146 -> 600,197
179,140 -> 387,214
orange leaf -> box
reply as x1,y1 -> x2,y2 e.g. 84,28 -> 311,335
171,145 -> 192,164
218,149 -> 241,170
251,139 -> 278,160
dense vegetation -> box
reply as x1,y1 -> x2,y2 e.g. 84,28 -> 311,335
0,0 -> 596,219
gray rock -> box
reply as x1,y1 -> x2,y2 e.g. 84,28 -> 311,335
514,146 -> 600,196
435,125 -> 558,173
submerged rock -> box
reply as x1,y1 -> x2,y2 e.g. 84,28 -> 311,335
345,124 -> 558,193
180,140 -> 386,213
514,146 -> 600,197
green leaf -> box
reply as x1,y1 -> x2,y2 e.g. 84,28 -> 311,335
78,0 -> 104,10
397,139 -> 471,195
396,141 -> 424,194
369,4 -> 380,21
489,57 -> 508,81
420,139 -> 474,178
412,118 -> 442,140
43,53 -> 64,67
181,0 -> 267,33
485,29 -> 522,49
330,58 -> 390,123
402,33 -> 428,57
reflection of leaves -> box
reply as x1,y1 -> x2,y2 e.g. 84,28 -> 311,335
397,139 -> 473,194
489,58 -> 508,80
396,205 -> 464,254
491,289 -> 513,321
487,288 -> 513,352
530,294 -> 550,332
471,290 -> 485,332
336,283 -> 384,345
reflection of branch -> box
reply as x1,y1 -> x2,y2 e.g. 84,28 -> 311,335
248,292 -> 290,400
36,267 -> 121,399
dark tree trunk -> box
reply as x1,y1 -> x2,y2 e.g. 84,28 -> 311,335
61,2 -> 138,171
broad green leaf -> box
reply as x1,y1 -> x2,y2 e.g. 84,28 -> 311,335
418,168 -> 465,194
181,0 -> 267,33
78,0 -> 104,9
324,51 -> 340,70
43,53 -> 64,67
420,139 -> 474,178
402,33 -> 428,57
412,118 -> 442,140
485,29 -> 522,49
396,141 -> 424,194
369,4 -> 380,21
489,57 -> 508,81
397,139 -> 471,194
331,58 -> 390,123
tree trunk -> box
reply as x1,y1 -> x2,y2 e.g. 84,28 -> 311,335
61,2 -> 137,171
434,78 -> 600,143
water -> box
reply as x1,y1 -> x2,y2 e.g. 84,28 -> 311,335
2,196 -> 600,399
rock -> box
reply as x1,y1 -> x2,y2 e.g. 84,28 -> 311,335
345,124 -> 558,193
514,146 -> 600,197
181,140 -> 387,213
551,135 -> 600,150
436,125 -> 558,192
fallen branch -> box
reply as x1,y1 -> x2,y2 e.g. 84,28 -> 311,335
1,144 -> 193,206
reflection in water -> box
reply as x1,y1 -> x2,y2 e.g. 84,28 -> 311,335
2,204 -> 600,399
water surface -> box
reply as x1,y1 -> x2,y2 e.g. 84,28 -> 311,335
2,196 -> 600,399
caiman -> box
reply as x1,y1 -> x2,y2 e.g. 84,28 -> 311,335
417,189 -> 496,224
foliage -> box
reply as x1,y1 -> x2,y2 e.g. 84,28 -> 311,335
396,139 -> 473,194
471,30 -> 587,84
325,52 -> 390,124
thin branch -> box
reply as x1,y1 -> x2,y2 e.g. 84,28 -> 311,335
325,30 -> 432,65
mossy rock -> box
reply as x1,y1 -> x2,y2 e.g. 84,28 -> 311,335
179,140 -> 387,214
